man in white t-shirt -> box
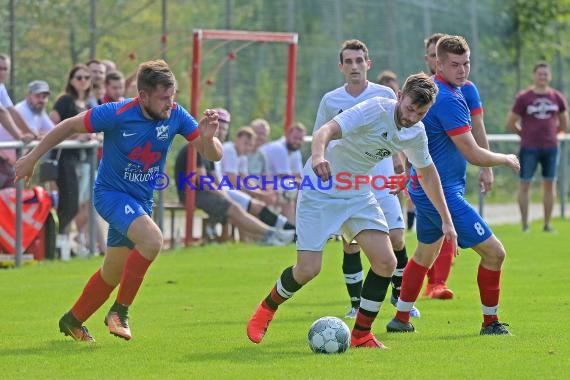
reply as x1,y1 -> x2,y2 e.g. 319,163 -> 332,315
260,122 -> 306,221
15,80 -> 55,137
312,39 -> 419,320
247,73 -> 456,349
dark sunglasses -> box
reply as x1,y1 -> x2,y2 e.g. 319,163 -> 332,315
74,75 -> 91,81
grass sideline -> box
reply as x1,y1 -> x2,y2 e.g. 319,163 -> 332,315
1,219 -> 569,379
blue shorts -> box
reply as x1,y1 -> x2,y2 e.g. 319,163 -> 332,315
411,188 -> 492,249
94,189 -> 153,249
519,147 -> 559,182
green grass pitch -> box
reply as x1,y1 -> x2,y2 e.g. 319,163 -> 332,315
1,219 -> 569,379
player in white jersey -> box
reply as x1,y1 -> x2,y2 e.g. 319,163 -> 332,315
246,73 -> 456,349
312,39 -> 419,319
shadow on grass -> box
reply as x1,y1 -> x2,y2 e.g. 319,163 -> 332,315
181,341 -> 310,363
0,339 -> 102,356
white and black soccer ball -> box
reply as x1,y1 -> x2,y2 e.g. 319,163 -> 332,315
307,316 -> 350,354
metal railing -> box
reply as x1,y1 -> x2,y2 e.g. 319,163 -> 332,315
0,140 -> 99,267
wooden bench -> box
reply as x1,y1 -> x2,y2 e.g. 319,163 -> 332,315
159,202 -> 236,248
162,202 -> 186,248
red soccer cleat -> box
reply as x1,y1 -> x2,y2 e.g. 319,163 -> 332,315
427,284 -> 454,299
350,332 -> 387,349
247,303 -> 275,344
104,311 -> 132,340
59,314 -> 95,343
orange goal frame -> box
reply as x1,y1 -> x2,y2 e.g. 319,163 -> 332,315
185,29 -> 299,246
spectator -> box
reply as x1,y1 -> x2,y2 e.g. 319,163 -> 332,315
377,70 -> 400,93
49,64 -> 95,244
220,127 -> 294,236
99,71 -> 126,104
174,144 -> 295,246
15,80 -> 55,137
506,61 -> 568,232
260,122 -> 306,221
247,118 -> 271,186
0,54 -> 35,189
101,59 -> 117,73
86,59 -> 107,108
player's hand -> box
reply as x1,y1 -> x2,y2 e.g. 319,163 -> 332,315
388,180 -> 406,195
478,167 -> 494,194
504,154 -> 520,173
14,154 -> 37,185
312,157 -> 332,182
199,109 -> 219,141
392,153 -> 406,174
441,221 -> 458,256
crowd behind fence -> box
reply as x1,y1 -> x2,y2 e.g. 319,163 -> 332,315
2,134 -> 569,268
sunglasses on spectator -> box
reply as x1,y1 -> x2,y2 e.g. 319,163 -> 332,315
74,75 -> 91,81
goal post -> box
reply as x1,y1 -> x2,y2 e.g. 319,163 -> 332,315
184,29 -> 299,246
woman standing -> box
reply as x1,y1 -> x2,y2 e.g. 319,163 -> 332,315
49,65 -> 94,252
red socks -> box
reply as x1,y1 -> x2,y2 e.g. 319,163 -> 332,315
477,265 -> 501,326
427,239 -> 454,285
70,269 -> 116,322
396,259 -> 429,323
116,249 -> 153,306
352,312 -> 375,339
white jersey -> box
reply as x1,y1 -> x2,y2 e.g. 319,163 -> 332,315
313,81 -> 395,134
313,82 -> 397,198
303,96 -> 432,197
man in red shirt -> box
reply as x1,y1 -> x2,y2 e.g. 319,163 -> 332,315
506,61 -> 568,232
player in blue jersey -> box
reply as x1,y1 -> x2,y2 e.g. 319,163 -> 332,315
421,33 -> 495,300
387,35 -> 520,336
15,60 -> 223,342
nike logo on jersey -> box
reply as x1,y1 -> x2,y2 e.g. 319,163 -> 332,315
123,132 -> 137,137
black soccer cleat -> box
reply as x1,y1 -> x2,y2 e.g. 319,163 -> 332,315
480,321 -> 512,336
386,317 -> 415,333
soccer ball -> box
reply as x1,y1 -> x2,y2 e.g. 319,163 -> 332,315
307,316 -> 350,354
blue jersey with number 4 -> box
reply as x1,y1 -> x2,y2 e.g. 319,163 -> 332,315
85,98 -> 200,202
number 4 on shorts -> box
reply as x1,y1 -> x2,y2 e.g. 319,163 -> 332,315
125,204 -> 135,215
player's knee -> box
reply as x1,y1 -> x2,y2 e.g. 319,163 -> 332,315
391,238 -> 405,251
296,262 -> 321,282
484,240 -> 506,267
370,253 -> 396,277
494,246 -> 506,265
386,254 -> 397,272
137,232 -> 163,257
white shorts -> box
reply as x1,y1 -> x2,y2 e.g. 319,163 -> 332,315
226,189 -> 252,211
377,195 -> 405,230
296,190 -> 389,252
